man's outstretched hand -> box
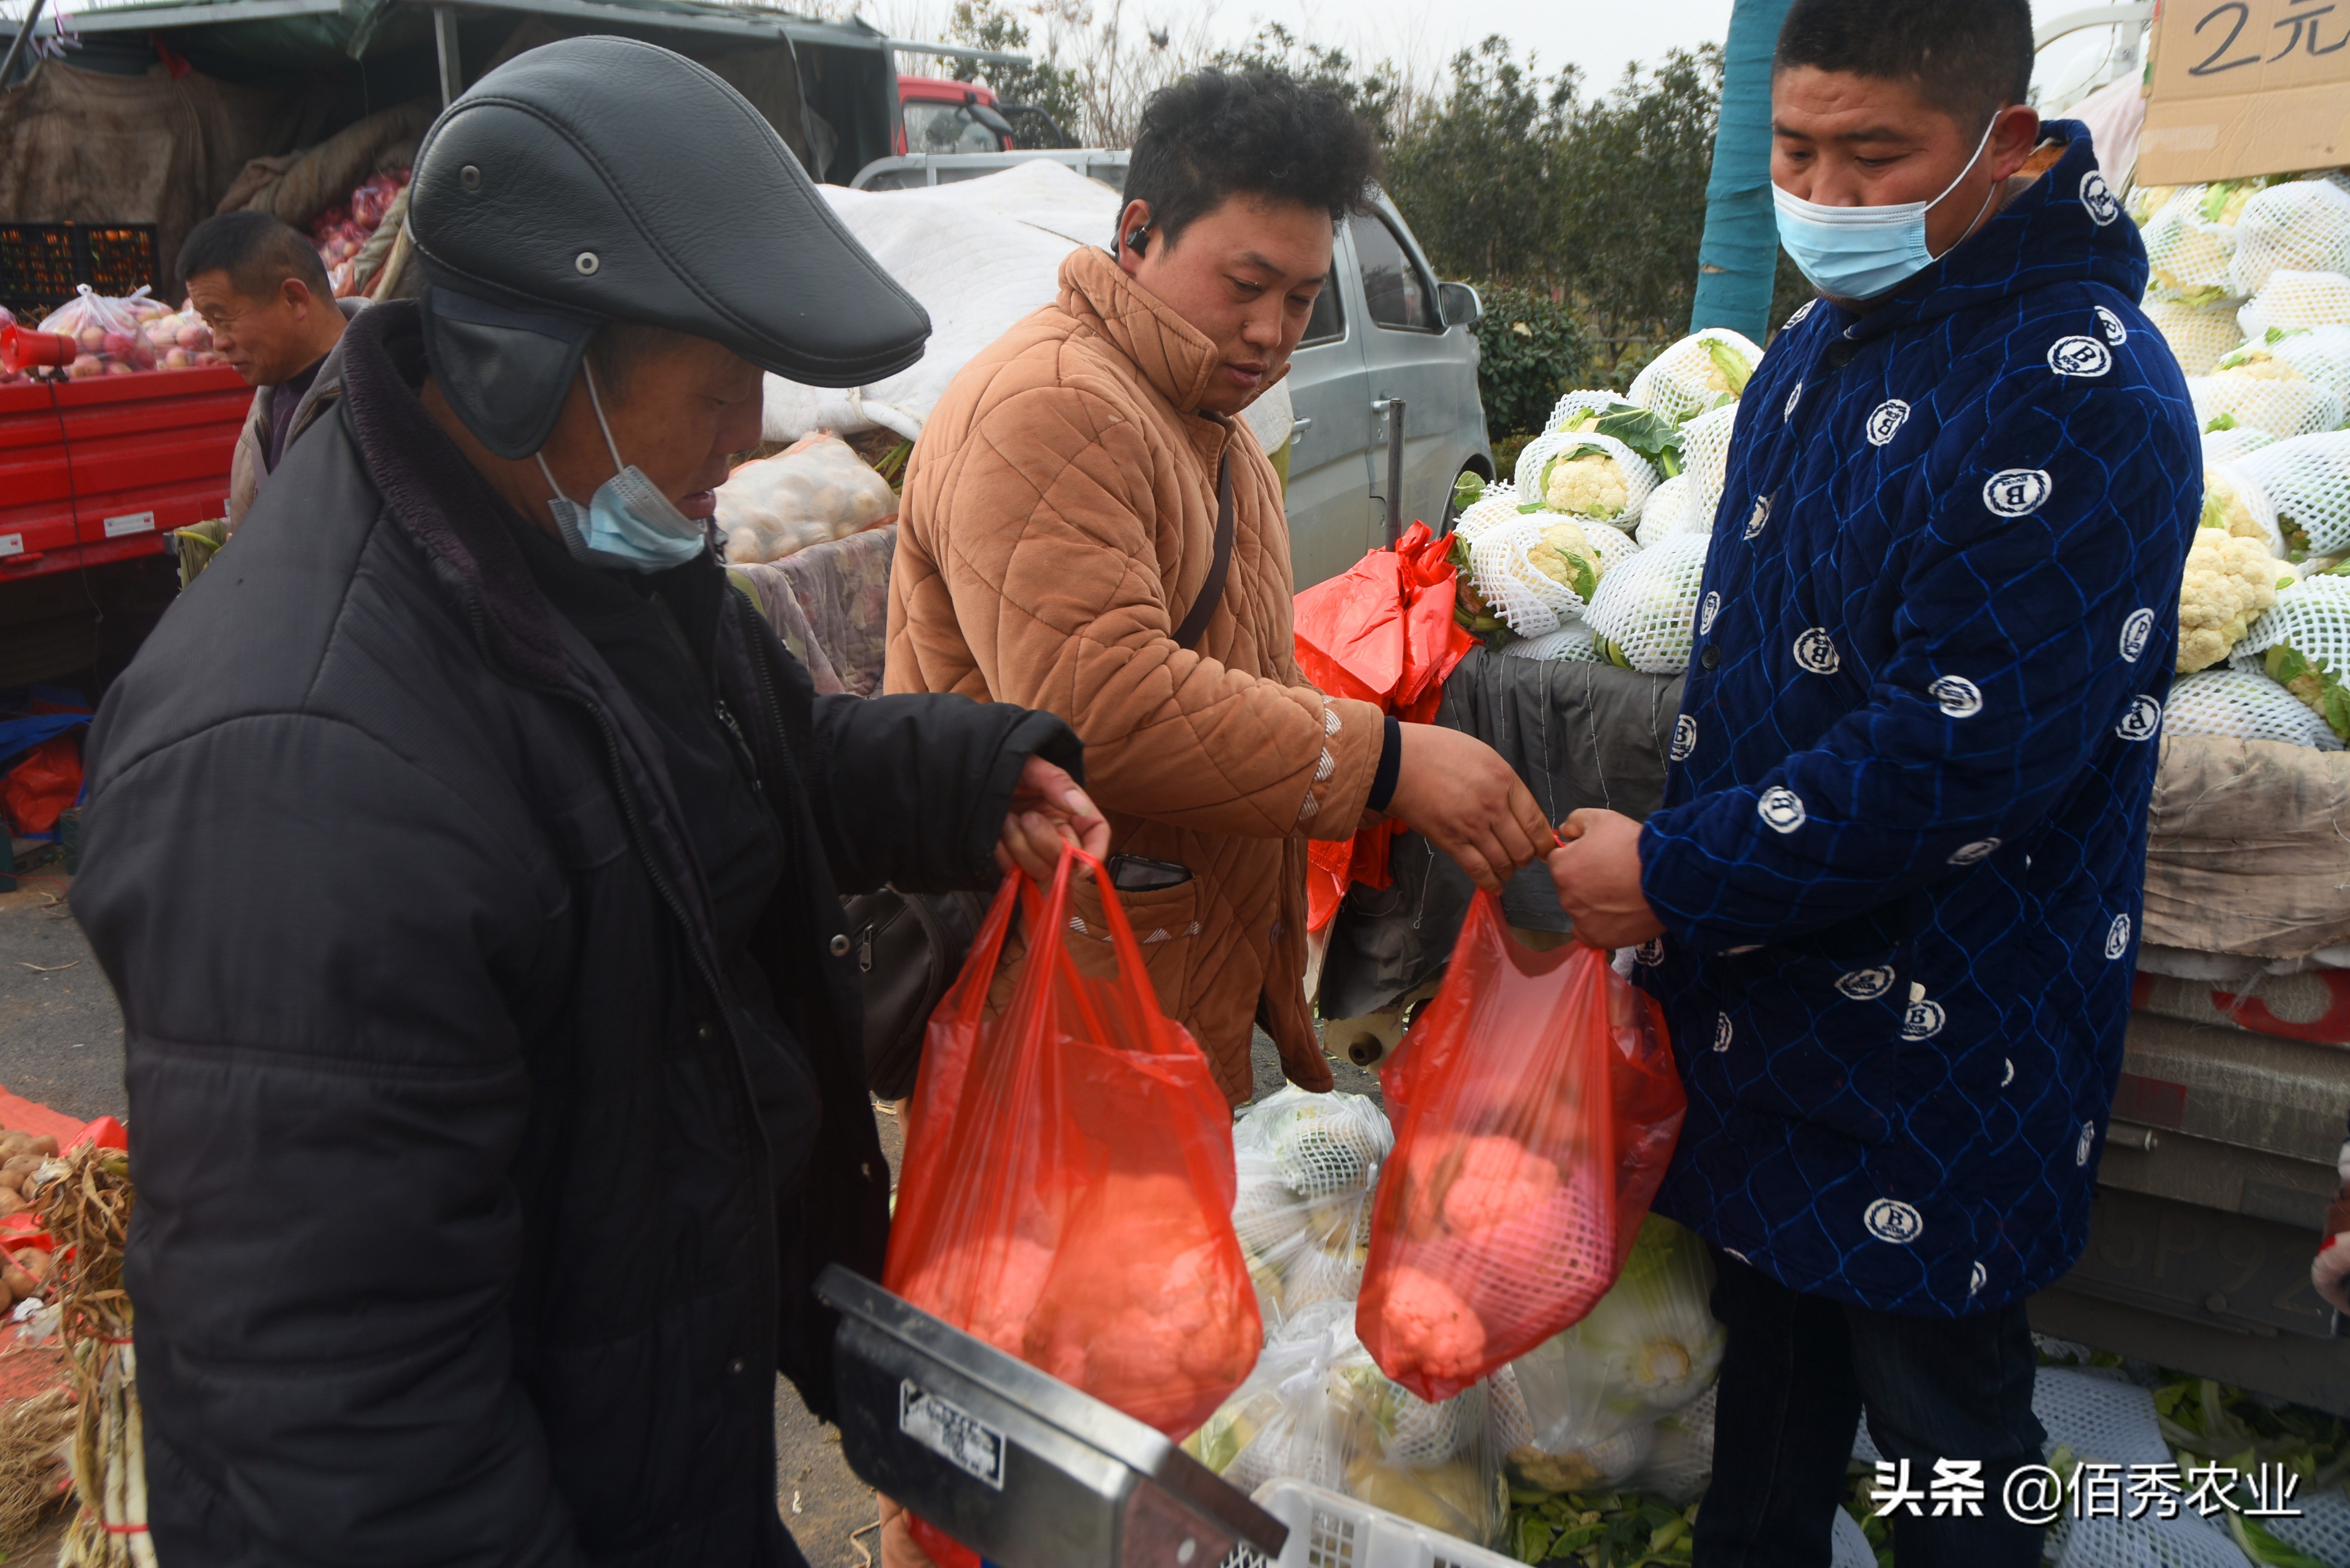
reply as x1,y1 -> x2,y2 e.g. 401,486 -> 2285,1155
1547,808 -> 1666,950
995,754 -> 1110,881
1386,724 -> 1558,894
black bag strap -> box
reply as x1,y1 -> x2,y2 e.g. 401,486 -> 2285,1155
1171,451 -> 1235,652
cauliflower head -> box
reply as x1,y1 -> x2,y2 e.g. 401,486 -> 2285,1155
2202,470 -> 2269,543
1543,449 -> 1630,520
1530,518 -> 1605,601
2214,345 -> 2305,383
2178,526 -> 2285,672
1439,1134 -> 1563,1235
1371,1265 -> 1488,1386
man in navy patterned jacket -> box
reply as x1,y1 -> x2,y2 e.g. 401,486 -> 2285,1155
1548,2 -> 2199,1562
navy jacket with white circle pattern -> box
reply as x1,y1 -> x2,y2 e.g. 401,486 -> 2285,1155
1635,126 -> 2201,1316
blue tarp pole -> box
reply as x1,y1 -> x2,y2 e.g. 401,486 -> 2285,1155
1690,0 -> 1795,340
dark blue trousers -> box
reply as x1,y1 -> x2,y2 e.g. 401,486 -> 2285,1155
1694,1247 -> 2048,1568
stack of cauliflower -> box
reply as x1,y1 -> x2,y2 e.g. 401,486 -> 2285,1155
1446,329 -> 1760,673
2130,168 -> 2350,750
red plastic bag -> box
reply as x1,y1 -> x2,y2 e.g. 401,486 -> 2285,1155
1292,522 -> 1477,930
884,846 -> 1262,1433
2,735 -> 80,836
1357,893 -> 1685,1402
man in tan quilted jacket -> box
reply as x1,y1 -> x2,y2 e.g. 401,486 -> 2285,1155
887,69 -> 1550,1111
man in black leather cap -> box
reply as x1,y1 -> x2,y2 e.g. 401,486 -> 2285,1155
71,38 -> 1103,1565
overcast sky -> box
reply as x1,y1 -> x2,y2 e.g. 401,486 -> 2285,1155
1200,0 -> 2142,102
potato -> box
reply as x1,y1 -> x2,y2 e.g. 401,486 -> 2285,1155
0,1134 -> 35,1162
13,1249 -> 53,1285
4,1156 -> 44,1191
30,1135 -> 59,1157
1,1260 -> 38,1301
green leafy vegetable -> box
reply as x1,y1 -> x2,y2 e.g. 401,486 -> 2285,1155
1453,470 -> 1487,514
2206,411 -> 2242,435
1703,340 -> 1751,396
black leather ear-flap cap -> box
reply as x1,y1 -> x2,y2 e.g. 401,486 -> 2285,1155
419,279 -> 598,460
406,35 -> 931,390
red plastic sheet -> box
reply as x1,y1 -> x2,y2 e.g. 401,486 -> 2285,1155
1292,522 -> 1477,930
1358,895 -> 1685,1402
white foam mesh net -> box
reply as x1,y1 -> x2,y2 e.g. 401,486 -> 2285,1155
1229,1088 -> 1393,1333
2226,178 -> 2350,298
2224,323 -> 2350,402
1635,474 -> 1694,548
2144,294 -> 2249,376
2188,371 -> 2346,441
1451,485 -> 1524,544
1622,1382 -> 1715,1505
2162,669 -> 2341,750
1583,533 -> 1710,672
2029,1369 -> 2262,1568
1501,622 -> 1602,663
1628,328 -> 1762,423
2263,1484 -> 2350,1563
1544,388 -> 1638,434
2204,464 -> 2284,556
1512,429 -> 1658,525
1828,1507 -> 1877,1568
2142,189 -> 2241,302
2203,425 -> 2277,467
1467,512 -> 1637,633
2239,270 -> 2350,339
1676,402 -> 1742,529
2236,431 -> 2350,552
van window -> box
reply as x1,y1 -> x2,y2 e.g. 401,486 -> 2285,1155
1300,274 -> 1345,347
1354,216 -> 1437,332
904,102 -> 1003,155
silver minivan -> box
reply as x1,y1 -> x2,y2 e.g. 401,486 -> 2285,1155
849,152 -> 1493,589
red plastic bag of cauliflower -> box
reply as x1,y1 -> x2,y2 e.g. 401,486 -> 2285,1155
884,844 -> 1261,1434
1357,892 -> 1685,1402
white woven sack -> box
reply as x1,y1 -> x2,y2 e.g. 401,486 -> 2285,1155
1513,429 -> 1658,527
2144,294 -> 2248,375
1583,533 -> 1710,673
2188,371 -> 2346,440
2205,464 -> 2285,556
2202,424 -> 2276,467
1635,474 -> 1692,547
2240,270 -> 2350,338
1543,388 -> 1637,435
1628,328 -> 1762,423
1502,624 -> 1602,663
2236,431 -> 2350,552
2163,670 -> 2341,750
2143,188 -> 2240,302
2226,178 -> 2350,298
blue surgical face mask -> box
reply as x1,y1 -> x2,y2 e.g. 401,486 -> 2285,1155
1771,115 -> 2002,302
537,361 -> 708,573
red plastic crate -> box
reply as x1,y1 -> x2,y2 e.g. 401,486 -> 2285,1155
0,366 -> 249,580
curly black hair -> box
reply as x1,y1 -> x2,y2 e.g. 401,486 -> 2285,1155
1121,70 -> 1381,252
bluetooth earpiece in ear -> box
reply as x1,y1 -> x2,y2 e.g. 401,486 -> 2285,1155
1124,223 -> 1150,256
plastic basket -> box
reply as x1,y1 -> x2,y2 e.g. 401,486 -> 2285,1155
0,222 -> 160,322
1224,1479 -> 1519,1568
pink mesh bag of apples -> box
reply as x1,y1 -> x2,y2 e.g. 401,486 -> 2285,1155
1357,892 -> 1686,1402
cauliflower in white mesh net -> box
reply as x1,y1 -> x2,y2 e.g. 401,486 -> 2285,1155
2178,526 -> 2286,673
2214,326 -> 2350,402
2165,668 -> 2344,750
2142,186 -> 2248,304
2226,178 -> 2350,299
2236,430 -> 2350,556
2203,464 -> 2285,555
1636,474 -> 1695,548
2142,294 -> 2248,376
2203,423 -> 2276,468
1514,431 -> 1658,527
2189,367 -> 2346,441
1627,329 -> 1761,423
2236,574 -> 2350,741
1584,533 -> 1711,673
2239,270 -> 2350,339
1543,389 -> 1638,434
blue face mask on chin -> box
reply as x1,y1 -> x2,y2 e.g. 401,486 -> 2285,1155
537,360 -> 709,573
1771,116 -> 2003,302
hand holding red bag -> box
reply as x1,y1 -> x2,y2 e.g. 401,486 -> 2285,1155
1357,893 -> 1685,1402
884,846 -> 1262,1436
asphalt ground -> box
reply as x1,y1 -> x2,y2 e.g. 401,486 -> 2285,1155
0,856 -> 1381,1566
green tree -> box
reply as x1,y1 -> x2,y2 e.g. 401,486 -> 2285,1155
1380,37 -> 1576,288
946,0 -> 1083,149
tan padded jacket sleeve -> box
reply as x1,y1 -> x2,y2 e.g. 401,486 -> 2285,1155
923,384 -> 1384,840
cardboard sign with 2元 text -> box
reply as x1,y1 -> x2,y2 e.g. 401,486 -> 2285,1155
2139,0 -> 2350,185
